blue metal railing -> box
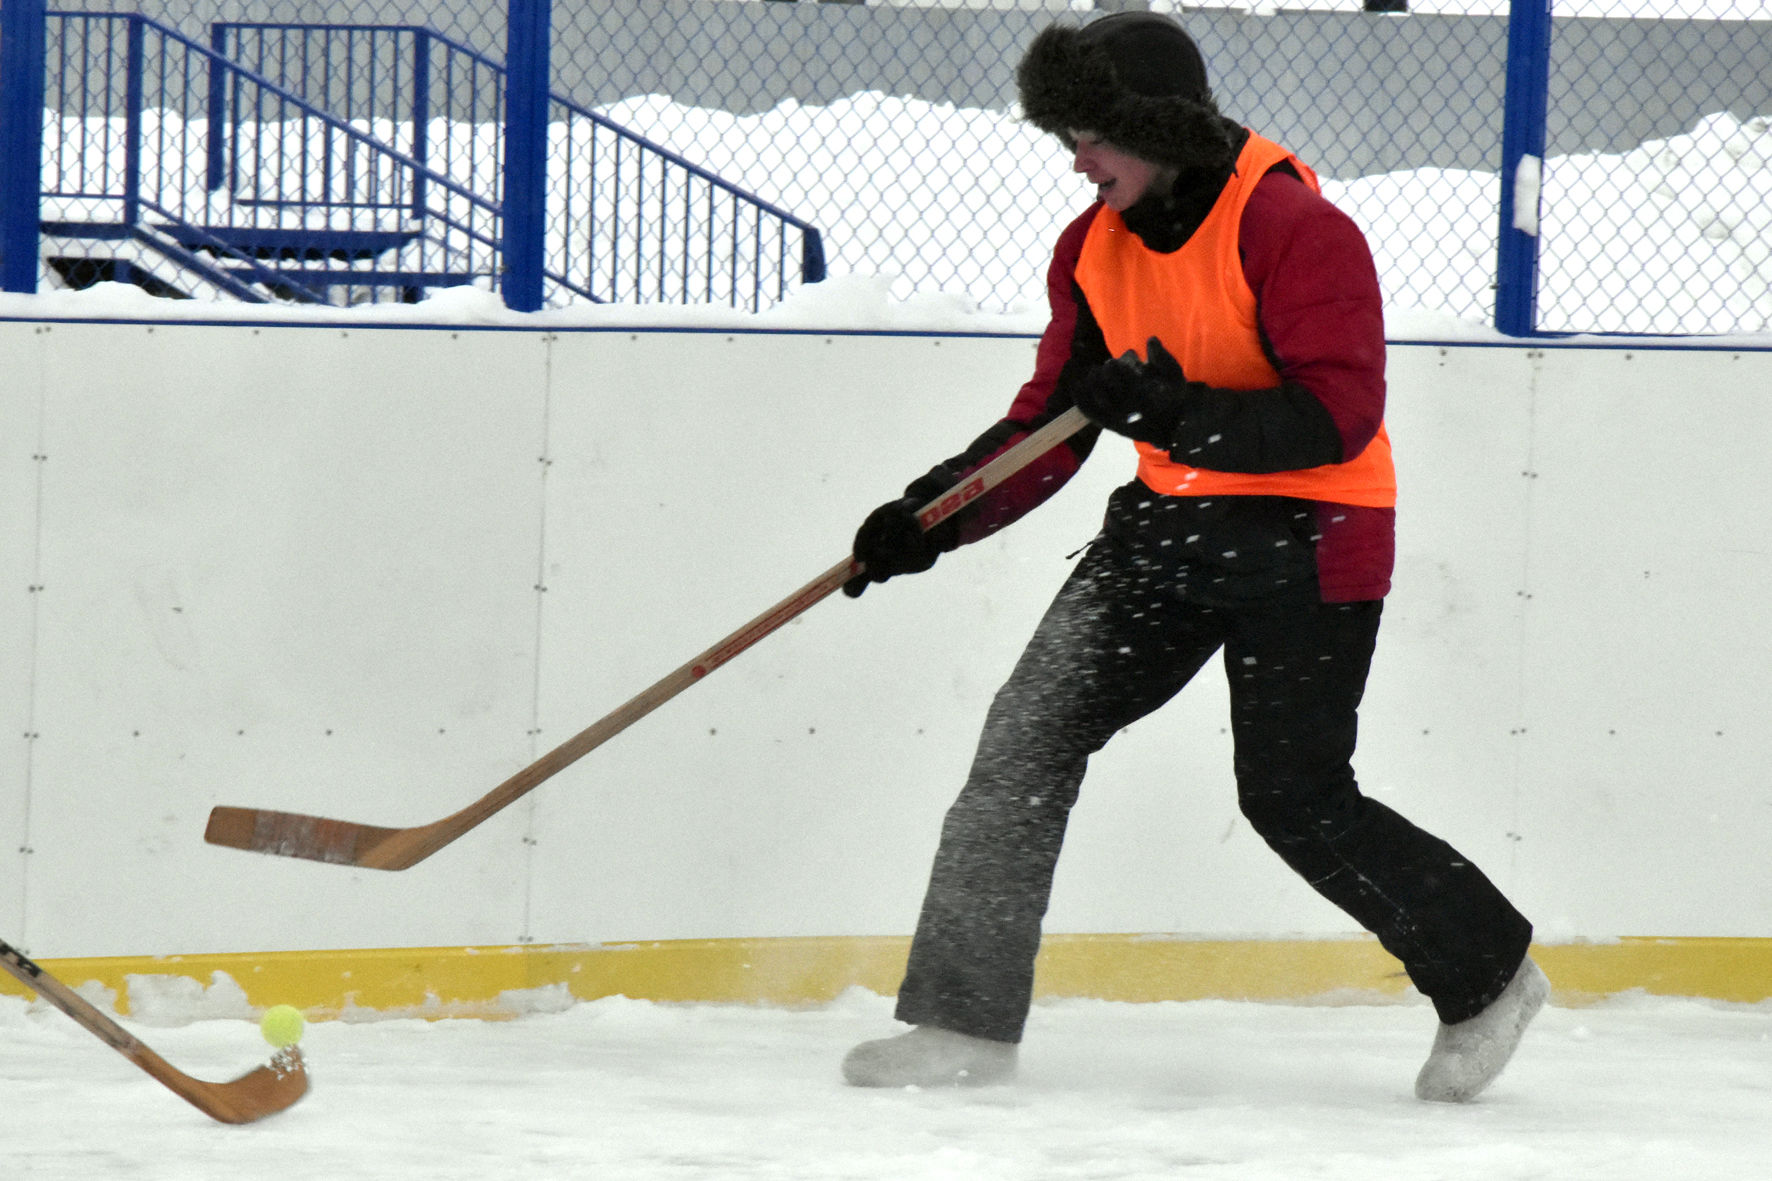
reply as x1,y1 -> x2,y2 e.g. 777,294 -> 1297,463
207,24 -> 503,219
208,20 -> 826,309
545,89 -> 828,311
44,11 -> 510,304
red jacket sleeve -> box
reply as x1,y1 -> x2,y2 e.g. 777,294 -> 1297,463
1240,169 -> 1394,601
918,206 -> 1104,545
1239,169 -> 1387,460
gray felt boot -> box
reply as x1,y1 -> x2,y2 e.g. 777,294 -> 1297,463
1415,957 -> 1549,1103
841,1025 -> 1018,1088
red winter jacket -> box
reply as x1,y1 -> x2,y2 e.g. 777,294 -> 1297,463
919,155 -> 1394,602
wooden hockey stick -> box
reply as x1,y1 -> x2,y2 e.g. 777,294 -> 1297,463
0,936 -> 309,1124
204,406 -> 1091,871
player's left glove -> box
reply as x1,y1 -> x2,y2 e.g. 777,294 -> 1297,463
1072,336 -> 1194,449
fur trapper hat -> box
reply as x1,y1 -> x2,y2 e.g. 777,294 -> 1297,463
1016,12 -> 1238,173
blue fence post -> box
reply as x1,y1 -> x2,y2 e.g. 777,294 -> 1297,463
502,0 -> 550,312
0,0 -> 48,293
1495,0 -> 1552,337
207,24 -> 228,193
801,228 -> 826,285
123,17 -> 146,228
411,27 -> 432,219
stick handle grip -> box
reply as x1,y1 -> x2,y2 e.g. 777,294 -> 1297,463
913,406 -> 1089,533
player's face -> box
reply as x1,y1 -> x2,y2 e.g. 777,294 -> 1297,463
1069,132 -> 1176,212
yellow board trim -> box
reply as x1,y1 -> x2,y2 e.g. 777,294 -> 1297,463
2,935 -> 1767,1019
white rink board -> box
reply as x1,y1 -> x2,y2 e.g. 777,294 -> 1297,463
0,324 -> 50,938
0,318 -> 1767,957
0,322 -> 554,955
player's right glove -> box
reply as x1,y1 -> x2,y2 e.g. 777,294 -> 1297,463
843,472 -> 962,598
1071,335 -> 1192,449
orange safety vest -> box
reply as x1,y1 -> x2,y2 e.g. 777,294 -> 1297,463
1072,133 -> 1396,508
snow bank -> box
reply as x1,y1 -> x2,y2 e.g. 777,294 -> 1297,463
24,94 -> 1772,336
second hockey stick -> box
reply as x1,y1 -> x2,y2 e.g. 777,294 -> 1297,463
0,936 -> 309,1124
204,406 -> 1089,871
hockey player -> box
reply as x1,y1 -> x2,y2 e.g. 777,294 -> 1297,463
840,11 -> 1546,1102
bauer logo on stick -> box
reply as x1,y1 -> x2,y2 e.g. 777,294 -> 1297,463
918,476 -> 987,530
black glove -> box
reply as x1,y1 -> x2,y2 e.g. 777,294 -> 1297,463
843,473 -> 961,598
1072,336 -> 1192,449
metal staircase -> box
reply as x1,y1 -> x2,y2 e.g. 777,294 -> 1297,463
39,12 -> 824,310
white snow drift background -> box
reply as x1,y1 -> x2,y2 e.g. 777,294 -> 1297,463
37,93 -> 1772,334
597,94 -> 1772,335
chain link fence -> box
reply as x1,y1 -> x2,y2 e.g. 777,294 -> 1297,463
17,0 -> 1772,333
1540,6 -> 1771,332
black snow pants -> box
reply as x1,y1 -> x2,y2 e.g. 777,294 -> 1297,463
893,536 -> 1533,1042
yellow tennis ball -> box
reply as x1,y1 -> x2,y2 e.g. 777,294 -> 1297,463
259,1004 -> 306,1049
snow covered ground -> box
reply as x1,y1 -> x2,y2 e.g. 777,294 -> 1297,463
4,985 -> 1771,1179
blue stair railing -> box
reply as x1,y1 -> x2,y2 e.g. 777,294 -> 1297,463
208,20 -> 826,309
44,11 -> 506,305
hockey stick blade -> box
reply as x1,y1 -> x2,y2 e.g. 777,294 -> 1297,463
200,555 -> 862,871
0,936 -> 309,1124
204,805 -> 404,867
204,407 -> 1090,871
